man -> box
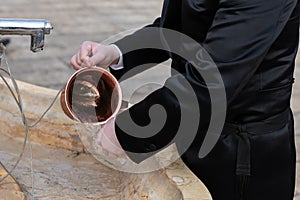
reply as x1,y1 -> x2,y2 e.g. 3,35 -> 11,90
70,0 -> 299,199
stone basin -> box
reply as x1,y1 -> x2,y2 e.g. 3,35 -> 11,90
0,79 -> 212,199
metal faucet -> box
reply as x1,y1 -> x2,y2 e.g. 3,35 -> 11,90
0,19 -> 53,52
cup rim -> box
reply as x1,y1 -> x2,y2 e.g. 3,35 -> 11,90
63,66 -> 122,125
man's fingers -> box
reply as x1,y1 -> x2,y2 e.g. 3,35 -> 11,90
84,56 -> 95,67
76,53 -> 83,66
70,41 -> 116,70
96,128 -> 123,157
70,55 -> 81,70
100,126 -> 125,157
70,41 -> 93,70
101,133 -> 124,156
80,42 -> 93,63
108,152 -> 118,159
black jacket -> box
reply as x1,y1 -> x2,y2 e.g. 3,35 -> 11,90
112,0 -> 299,158
111,0 -> 299,199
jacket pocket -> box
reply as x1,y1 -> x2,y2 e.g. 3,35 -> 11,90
259,80 -> 294,93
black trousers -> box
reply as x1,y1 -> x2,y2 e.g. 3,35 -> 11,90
181,110 -> 296,200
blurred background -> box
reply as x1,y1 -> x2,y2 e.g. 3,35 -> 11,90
0,0 -> 299,199
0,0 -> 164,90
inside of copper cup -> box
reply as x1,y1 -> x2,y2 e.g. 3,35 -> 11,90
66,69 -> 120,123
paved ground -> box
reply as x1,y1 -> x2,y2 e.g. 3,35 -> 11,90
0,0 -> 300,199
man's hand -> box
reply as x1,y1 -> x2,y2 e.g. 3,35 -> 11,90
70,41 -> 120,70
96,117 -> 125,158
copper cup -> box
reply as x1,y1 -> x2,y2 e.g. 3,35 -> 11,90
60,67 -> 122,124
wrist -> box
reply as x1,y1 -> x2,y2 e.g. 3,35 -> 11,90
109,44 -> 121,65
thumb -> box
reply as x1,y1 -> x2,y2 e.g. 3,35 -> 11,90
83,56 -> 95,67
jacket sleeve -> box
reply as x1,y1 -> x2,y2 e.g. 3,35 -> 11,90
110,17 -> 171,80
110,0 -> 183,80
115,0 -> 299,163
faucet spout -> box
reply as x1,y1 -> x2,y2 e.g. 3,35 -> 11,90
0,19 -> 53,52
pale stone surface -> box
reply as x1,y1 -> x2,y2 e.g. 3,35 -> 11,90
0,79 -> 212,199
0,167 -> 25,200
0,78 -> 83,152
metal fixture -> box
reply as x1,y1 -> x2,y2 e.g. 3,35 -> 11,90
0,19 -> 53,52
